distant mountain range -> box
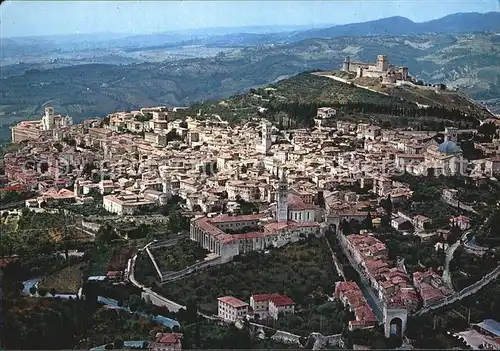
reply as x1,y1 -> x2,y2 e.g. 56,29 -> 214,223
2,12 -> 500,57
0,24 -> 335,56
290,12 -> 500,41
108,12 -> 500,53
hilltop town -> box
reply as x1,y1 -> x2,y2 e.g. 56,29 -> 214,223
2,67 -> 500,350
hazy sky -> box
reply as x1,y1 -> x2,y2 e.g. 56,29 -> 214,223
1,0 -> 499,38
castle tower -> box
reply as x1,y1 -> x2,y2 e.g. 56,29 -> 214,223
262,121 -> 272,155
376,55 -> 388,72
342,56 -> 351,72
277,171 -> 289,222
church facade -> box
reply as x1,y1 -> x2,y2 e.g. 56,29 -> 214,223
189,172 -> 321,260
414,140 -> 467,177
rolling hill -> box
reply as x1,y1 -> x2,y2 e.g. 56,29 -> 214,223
3,12 -> 499,62
1,31 -> 499,141
190,72 -> 493,130
290,12 -> 500,41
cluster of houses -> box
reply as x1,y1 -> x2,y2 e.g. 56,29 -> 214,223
339,232 -> 453,312
5,105 -> 500,232
4,103 -> 500,340
334,281 -> 378,330
217,293 -> 296,323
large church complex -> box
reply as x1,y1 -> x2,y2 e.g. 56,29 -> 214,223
190,120 -> 323,260
11,106 -> 74,143
189,170 -> 322,261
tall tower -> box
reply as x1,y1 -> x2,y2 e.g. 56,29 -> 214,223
234,164 -> 241,180
43,106 -> 55,130
74,179 -> 81,197
342,56 -> 351,72
376,55 -> 388,72
162,176 -> 173,200
277,171 -> 289,222
262,121 -> 272,155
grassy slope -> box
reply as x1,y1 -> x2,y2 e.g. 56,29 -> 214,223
194,72 -> 493,127
38,263 -> 84,294
153,236 -> 339,314
150,238 -> 209,273
194,73 -> 412,122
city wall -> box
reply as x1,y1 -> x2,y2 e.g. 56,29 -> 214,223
415,264 -> 500,315
160,256 -> 223,283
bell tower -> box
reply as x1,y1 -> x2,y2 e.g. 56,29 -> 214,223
277,170 -> 289,222
262,121 -> 272,155
74,179 -> 81,197
43,106 -> 55,130
162,176 -> 173,200
444,127 -> 458,143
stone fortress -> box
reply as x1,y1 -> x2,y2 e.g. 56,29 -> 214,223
342,55 -> 409,84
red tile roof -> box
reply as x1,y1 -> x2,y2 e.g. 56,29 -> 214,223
354,305 -> 377,323
269,295 -> 295,307
288,193 -> 315,211
155,332 -> 183,344
251,294 -> 275,302
450,215 -> 470,223
210,213 -> 265,223
263,220 -> 319,232
251,293 -> 295,306
218,296 -> 249,308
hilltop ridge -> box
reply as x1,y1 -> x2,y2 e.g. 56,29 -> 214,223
290,12 -> 500,41
192,72 -> 494,129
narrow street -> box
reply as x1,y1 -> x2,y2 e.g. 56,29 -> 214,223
330,235 -> 384,322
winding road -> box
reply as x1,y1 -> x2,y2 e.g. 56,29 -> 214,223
442,230 -> 470,289
128,242 -> 186,312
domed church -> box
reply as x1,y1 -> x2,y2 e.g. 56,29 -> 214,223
416,139 -> 467,177
438,140 -> 462,154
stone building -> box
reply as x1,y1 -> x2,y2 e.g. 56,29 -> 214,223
217,296 -> 249,323
11,106 -> 73,143
342,55 -> 409,83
